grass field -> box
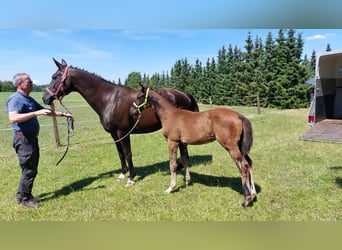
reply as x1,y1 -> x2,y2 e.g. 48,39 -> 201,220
0,92 -> 341,221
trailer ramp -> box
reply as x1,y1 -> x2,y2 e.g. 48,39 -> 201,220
300,119 -> 342,143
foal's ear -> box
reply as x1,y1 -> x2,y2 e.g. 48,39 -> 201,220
138,83 -> 149,93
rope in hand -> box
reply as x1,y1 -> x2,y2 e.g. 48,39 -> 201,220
55,100 -> 142,165
56,116 -> 74,166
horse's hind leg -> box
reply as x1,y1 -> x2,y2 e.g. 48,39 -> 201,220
245,154 -> 256,200
223,144 -> 256,208
236,154 -> 256,208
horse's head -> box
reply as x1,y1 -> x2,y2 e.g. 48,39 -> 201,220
42,58 -> 73,105
130,83 -> 151,116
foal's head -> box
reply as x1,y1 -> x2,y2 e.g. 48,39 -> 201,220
130,83 -> 151,115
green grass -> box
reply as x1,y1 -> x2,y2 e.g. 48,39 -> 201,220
0,92 -> 341,221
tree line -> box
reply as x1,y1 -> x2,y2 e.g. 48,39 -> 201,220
1,29 -> 325,109
0,80 -> 46,92
125,29 -> 319,109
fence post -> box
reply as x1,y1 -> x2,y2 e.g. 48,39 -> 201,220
50,103 -> 61,147
256,93 -> 261,114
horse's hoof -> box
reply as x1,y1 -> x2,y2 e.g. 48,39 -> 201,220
125,180 -> 135,187
118,173 -> 126,180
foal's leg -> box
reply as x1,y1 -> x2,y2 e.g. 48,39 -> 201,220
234,152 -> 257,208
165,140 -> 179,194
222,143 -> 256,207
179,143 -> 191,187
176,143 -> 188,171
244,154 -> 257,201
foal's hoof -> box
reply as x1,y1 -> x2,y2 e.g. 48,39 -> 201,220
241,200 -> 249,208
241,193 -> 257,208
164,186 -> 173,194
125,180 -> 135,187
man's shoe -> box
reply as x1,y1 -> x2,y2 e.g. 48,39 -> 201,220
22,199 -> 40,208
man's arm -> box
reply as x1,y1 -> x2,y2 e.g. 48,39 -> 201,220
8,109 -> 71,124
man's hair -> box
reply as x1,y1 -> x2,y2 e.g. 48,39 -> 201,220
12,73 -> 29,88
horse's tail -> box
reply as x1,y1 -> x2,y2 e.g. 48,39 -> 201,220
186,92 -> 199,112
238,114 -> 253,156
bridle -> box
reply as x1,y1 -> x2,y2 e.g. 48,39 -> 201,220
45,66 -> 70,104
45,66 -> 74,166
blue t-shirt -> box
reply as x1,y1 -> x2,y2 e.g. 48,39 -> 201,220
6,91 -> 44,134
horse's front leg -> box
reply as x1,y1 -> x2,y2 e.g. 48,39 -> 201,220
112,134 -> 128,180
119,135 -> 136,187
165,140 -> 179,194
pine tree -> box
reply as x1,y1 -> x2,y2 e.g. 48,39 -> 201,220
310,50 -> 316,74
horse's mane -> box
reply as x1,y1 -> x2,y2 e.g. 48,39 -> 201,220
71,66 -> 122,87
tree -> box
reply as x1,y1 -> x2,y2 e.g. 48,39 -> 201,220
310,50 -> 316,74
0,81 -> 15,92
125,72 -> 142,89
131,29 -> 316,109
170,58 -> 192,92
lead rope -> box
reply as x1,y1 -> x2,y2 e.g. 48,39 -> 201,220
56,116 -> 74,166
55,100 -> 142,165
112,113 -> 142,143
56,101 -> 74,166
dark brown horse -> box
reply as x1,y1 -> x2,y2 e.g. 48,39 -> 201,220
42,59 -> 199,186
132,84 -> 256,207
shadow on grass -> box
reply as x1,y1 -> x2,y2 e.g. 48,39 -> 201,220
330,166 -> 342,188
39,155 -> 213,202
38,170 -> 116,202
187,172 -> 261,195
39,154 -> 261,202
134,154 -> 214,181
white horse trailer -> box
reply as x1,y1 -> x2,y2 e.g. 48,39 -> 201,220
300,50 -> 342,143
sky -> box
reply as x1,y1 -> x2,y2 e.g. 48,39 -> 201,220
1,0 -> 342,85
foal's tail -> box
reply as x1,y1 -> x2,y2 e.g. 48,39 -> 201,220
239,115 -> 253,156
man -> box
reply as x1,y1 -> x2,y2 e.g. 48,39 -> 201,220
6,73 -> 72,208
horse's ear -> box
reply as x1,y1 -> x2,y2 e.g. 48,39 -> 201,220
138,83 -> 144,91
61,59 -> 68,66
52,58 -> 66,71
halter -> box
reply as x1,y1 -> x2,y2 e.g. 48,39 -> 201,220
45,66 -> 70,104
133,88 -> 150,114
